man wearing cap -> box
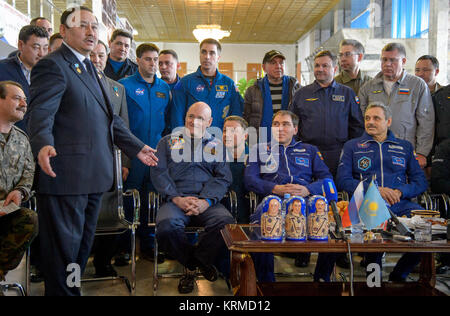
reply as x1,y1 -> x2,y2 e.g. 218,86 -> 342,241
243,50 -> 300,138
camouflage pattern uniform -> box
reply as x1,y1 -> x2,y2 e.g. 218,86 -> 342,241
0,126 -> 37,282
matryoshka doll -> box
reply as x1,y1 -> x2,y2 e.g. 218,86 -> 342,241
260,195 -> 283,241
285,196 -> 307,241
307,195 -> 329,241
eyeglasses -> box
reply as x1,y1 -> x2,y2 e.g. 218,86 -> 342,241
338,52 -> 357,58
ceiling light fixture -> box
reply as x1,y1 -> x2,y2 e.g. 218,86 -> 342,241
193,24 -> 230,42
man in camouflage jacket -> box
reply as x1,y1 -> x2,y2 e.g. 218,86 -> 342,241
0,81 -> 37,293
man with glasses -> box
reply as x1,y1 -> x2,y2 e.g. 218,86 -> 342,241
335,39 -> 371,95
359,43 -> 434,169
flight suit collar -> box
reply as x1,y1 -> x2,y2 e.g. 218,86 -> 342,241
373,70 -> 408,86
312,80 -> 338,93
134,70 -> 157,87
359,130 -> 401,145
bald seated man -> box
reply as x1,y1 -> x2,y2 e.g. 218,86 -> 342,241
150,102 -> 235,294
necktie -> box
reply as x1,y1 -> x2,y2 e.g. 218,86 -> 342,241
83,59 -> 104,98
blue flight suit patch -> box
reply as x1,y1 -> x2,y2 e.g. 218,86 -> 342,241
358,156 -> 371,171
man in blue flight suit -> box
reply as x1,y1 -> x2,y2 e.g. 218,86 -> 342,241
119,43 -> 171,260
151,102 -> 235,294
171,38 -> 243,130
244,110 -> 332,282
329,102 -> 427,282
289,50 -> 364,177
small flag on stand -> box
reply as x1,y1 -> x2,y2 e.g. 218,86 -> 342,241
342,181 -> 364,228
359,180 -> 391,230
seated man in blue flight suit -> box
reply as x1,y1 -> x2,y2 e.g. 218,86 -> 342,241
244,110 -> 332,282
150,102 -> 235,294
329,102 -> 428,282
170,38 -> 243,130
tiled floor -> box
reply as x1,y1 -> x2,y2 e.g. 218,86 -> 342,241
2,251 -> 450,296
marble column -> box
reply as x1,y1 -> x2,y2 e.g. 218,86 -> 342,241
429,0 -> 449,84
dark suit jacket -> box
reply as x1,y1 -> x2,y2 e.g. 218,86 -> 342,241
101,74 -> 131,168
28,44 -> 144,195
0,55 -> 30,98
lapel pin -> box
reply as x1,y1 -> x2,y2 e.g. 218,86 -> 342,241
74,63 -> 82,74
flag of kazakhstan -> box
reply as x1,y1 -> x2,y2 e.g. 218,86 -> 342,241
359,180 -> 391,230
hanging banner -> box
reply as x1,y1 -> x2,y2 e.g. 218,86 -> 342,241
0,1 -> 30,47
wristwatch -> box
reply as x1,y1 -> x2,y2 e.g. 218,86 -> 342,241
16,188 -> 26,200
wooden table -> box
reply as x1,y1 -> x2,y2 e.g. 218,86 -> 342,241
221,224 -> 450,296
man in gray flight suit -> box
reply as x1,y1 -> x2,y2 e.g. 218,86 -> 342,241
358,43 -> 434,169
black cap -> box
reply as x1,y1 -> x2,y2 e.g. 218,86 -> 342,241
263,50 -> 286,63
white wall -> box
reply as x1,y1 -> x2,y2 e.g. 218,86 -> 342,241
144,41 -> 296,82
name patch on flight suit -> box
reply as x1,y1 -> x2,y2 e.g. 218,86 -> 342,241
332,95 -> 345,102
358,156 -> 371,171
392,156 -> 406,167
306,98 -> 318,101
389,145 -> 404,151
216,85 -> 229,92
215,85 -> 228,99
156,92 -> 166,98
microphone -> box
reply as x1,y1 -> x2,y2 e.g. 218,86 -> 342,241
388,208 -> 413,237
322,178 -> 346,240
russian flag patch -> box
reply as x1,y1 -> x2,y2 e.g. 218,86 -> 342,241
398,88 -> 410,95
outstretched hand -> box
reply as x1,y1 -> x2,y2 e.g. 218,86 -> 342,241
136,145 -> 158,167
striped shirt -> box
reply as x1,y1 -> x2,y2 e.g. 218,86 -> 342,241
269,82 -> 283,112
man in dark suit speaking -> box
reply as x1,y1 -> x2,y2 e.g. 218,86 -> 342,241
27,6 -> 158,296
